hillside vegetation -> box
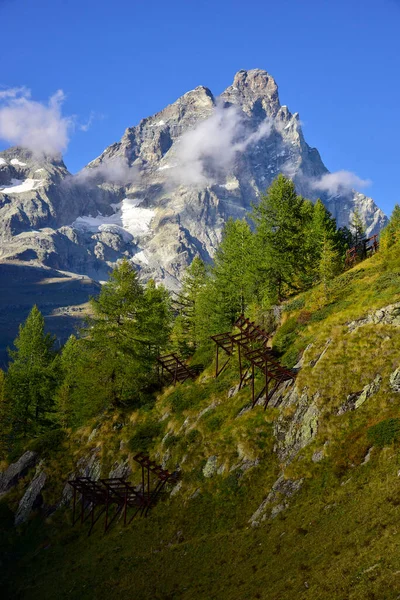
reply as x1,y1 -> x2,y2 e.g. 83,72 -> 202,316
1,179 -> 400,599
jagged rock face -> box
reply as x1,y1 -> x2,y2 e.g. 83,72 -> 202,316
0,451 -> 38,497
0,69 -> 387,288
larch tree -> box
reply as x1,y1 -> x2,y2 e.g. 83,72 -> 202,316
5,305 -> 58,438
252,174 -> 306,303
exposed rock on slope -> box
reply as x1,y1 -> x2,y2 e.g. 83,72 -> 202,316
0,69 -> 387,290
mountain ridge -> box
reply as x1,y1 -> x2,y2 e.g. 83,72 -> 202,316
0,69 -> 387,290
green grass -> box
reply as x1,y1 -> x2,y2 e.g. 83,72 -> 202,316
2,243 -> 400,599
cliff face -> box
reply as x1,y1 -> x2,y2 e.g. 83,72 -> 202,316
0,70 -> 387,289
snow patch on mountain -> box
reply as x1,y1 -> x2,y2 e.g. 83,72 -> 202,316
72,198 -> 155,240
0,178 -> 44,194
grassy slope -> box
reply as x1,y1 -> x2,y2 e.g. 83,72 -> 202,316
2,246 -> 400,600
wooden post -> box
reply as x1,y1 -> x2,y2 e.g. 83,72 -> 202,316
215,345 -> 219,378
251,362 -> 255,407
238,343 -> 242,389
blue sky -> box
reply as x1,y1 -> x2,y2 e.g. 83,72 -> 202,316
0,0 -> 399,215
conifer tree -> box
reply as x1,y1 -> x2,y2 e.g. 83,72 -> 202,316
77,259 -> 171,411
0,369 -> 11,458
303,199 -> 343,286
252,174 -> 306,303
350,208 -> 366,248
171,257 -> 207,355
380,204 -> 400,250
5,306 -> 57,438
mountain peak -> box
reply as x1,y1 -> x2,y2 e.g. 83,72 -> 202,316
232,68 -> 277,92
220,69 -> 280,119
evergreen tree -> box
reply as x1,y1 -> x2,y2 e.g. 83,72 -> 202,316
5,306 -> 58,438
380,204 -> 400,250
171,257 -> 207,355
0,369 -> 11,458
54,335 -> 96,429
350,208 -> 366,248
193,218 -> 257,341
75,259 -> 171,412
252,175 -> 306,303
303,199 -> 344,286
212,218 -> 256,317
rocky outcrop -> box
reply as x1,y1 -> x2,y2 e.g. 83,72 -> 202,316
203,456 -> 218,478
250,475 -> 304,526
14,469 -> 46,526
337,375 -> 382,415
60,446 -> 102,506
274,387 -> 320,464
347,302 -> 400,333
0,451 -> 38,497
109,459 -> 131,479
390,368 -> 400,393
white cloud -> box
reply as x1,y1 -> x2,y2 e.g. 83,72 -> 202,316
310,170 -> 371,195
72,156 -> 140,187
0,86 -> 30,100
0,87 -> 73,156
79,110 -> 103,132
169,104 -> 272,186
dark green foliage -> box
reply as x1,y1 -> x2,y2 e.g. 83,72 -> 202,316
374,270 -> 400,292
163,434 -> 180,449
350,208 -> 366,248
28,429 -> 66,457
4,306 -> 58,441
310,304 -> 336,322
380,204 -> 400,250
367,419 -> 400,448
195,218 -> 257,341
185,429 -> 202,445
283,296 -> 306,312
252,175 -> 307,303
171,257 -> 208,355
202,413 -> 225,432
272,317 -> 299,355
128,421 -> 163,453
169,389 -> 193,413
56,260 -> 172,427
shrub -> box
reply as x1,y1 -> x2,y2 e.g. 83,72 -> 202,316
203,414 -> 225,432
310,304 -> 335,323
169,389 -> 192,413
283,297 -> 305,313
163,434 -> 180,449
182,429 -> 202,449
374,271 -> 400,292
273,317 -> 299,355
128,421 -> 163,453
29,429 -> 66,457
367,418 -> 400,448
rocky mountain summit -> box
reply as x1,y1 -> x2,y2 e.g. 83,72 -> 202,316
0,69 -> 387,289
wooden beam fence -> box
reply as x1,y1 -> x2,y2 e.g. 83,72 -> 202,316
157,353 -> 197,385
68,456 -> 179,535
210,315 -> 296,410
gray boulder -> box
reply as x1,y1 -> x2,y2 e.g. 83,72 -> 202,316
14,470 -> 46,526
390,368 -> 400,393
0,451 -> 38,497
